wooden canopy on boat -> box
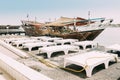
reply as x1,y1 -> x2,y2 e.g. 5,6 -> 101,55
45,17 -> 90,27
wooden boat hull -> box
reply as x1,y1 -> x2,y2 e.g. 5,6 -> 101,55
22,25 -> 103,41
48,29 -> 104,41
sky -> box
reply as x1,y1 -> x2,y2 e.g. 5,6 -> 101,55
0,0 -> 120,25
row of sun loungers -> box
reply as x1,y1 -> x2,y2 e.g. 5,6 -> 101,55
3,36 -> 99,59
0,40 -> 29,58
2,36 -> 119,78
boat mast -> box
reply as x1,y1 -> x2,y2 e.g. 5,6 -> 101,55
73,17 -> 76,31
27,14 -> 29,21
88,11 -> 90,26
35,17 -> 37,23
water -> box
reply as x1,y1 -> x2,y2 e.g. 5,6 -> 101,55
94,27 -> 120,46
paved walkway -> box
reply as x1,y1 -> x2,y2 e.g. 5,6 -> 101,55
0,45 -> 20,59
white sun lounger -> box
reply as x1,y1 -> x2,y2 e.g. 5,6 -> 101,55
105,44 -> 120,57
64,51 -> 117,77
105,44 -> 120,52
0,40 -> 28,58
72,41 -> 98,50
54,39 -> 78,45
4,38 -> 18,44
22,42 -> 56,51
4,37 -> 29,44
11,39 -> 40,47
36,37 -> 63,42
38,45 -> 79,58
46,37 -> 63,42
31,36 -> 51,40
37,36 -> 51,41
